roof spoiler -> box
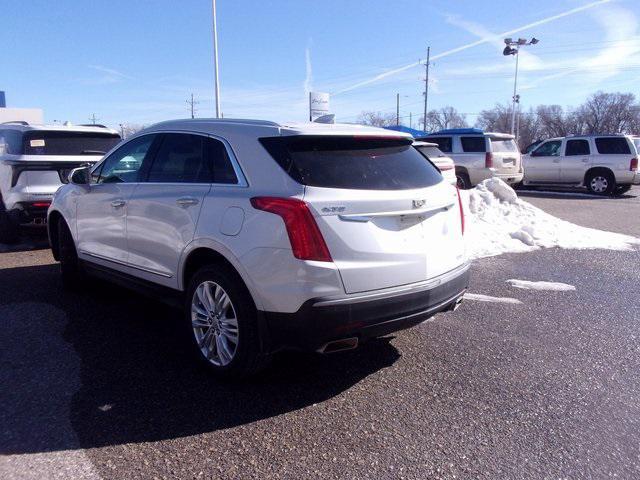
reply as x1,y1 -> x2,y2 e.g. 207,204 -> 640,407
1,120 -> 29,125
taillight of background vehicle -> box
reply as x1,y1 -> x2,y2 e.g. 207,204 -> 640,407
485,152 -> 493,169
456,187 -> 465,235
631,157 -> 638,171
250,197 -> 332,262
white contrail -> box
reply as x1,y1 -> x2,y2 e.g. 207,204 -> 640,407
333,0 -> 613,95
304,40 -> 313,95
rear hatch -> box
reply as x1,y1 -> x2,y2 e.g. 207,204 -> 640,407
6,130 -> 120,192
260,135 -> 466,294
488,135 -> 521,175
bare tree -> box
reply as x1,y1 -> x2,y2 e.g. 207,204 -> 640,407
119,123 -> 145,138
574,91 -> 639,134
475,104 -> 512,134
356,111 -> 397,127
422,106 -> 467,131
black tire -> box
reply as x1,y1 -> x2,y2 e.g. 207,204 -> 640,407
184,264 -> 269,378
0,201 -> 19,244
456,170 -> 471,190
58,219 -> 83,288
615,185 -> 632,196
585,170 -> 616,196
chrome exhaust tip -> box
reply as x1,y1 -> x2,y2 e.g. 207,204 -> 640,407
317,337 -> 359,354
449,297 -> 464,312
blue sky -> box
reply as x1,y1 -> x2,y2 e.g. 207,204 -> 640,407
2,0 -> 639,128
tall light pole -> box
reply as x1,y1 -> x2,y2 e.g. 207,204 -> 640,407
503,37 -> 539,136
212,0 -> 221,118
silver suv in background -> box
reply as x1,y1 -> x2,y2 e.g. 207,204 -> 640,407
522,134 -> 639,195
48,119 -> 469,378
0,122 -> 121,243
418,128 -> 523,189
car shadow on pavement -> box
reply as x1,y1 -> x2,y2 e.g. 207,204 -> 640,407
0,262 -> 400,454
0,230 -> 50,253
516,189 -> 636,200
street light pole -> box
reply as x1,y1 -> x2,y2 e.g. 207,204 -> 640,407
503,37 -> 539,137
510,44 -> 520,135
212,0 -> 221,118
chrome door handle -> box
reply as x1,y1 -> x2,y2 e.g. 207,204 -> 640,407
111,200 -> 126,208
581,158 -> 589,162
176,197 -> 199,207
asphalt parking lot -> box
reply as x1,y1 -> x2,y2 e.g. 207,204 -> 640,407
1,187 -> 639,479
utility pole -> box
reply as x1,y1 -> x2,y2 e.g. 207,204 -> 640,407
89,113 -> 99,125
186,93 -> 200,119
119,123 -> 125,138
212,0 -> 221,118
396,93 -> 400,126
422,46 -> 431,132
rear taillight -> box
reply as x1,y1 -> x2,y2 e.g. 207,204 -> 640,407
485,152 -> 493,169
455,187 -> 465,236
32,202 -> 51,208
631,157 -> 638,171
250,197 -> 332,262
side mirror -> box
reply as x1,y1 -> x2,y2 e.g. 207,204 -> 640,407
69,166 -> 91,185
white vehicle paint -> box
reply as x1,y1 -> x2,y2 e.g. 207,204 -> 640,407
413,141 -> 456,186
48,119 -> 469,377
522,134 -> 639,195
418,128 -> 524,189
0,122 -> 121,243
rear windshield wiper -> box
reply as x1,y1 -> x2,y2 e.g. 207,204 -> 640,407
80,150 -> 106,155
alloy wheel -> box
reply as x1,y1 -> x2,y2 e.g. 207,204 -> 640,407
590,176 -> 608,193
191,281 -> 239,366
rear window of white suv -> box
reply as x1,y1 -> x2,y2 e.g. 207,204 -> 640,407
260,136 -> 443,190
22,131 -> 121,156
595,137 -> 631,155
490,139 -> 518,152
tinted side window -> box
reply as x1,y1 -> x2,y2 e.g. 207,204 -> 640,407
595,137 -> 631,155
207,137 -> 238,184
532,140 -> 562,157
0,130 -> 23,155
147,134 -> 211,183
565,139 -> 590,156
97,135 -> 156,184
426,137 -> 452,153
460,136 -> 486,153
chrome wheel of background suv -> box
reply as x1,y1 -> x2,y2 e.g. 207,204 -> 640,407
191,281 -> 239,366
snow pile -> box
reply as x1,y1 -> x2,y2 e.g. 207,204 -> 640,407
506,279 -> 576,291
460,178 -> 640,260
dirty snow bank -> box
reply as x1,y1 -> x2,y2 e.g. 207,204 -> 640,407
460,178 -> 640,260
506,279 -> 576,291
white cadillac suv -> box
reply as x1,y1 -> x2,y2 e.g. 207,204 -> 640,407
522,134 -> 639,195
48,119 -> 469,377
417,128 -> 524,189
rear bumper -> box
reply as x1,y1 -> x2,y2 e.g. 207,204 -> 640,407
6,201 -> 51,226
262,263 -> 471,353
470,168 -> 523,186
